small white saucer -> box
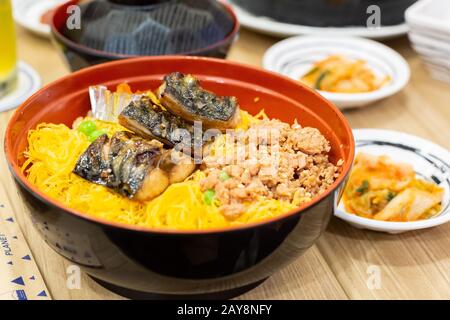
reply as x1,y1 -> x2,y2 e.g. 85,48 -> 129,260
12,0 -> 66,38
263,36 -> 410,109
0,61 -> 41,112
334,129 -> 450,234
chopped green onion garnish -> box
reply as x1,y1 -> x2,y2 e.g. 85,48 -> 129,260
314,70 -> 330,90
303,66 -> 319,78
386,191 -> 396,201
356,180 -> 369,195
88,130 -> 106,142
219,171 -> 230,182
204,189 -> 216,205
77,120 -> 96,136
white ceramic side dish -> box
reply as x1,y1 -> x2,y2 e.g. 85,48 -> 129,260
406,0 -> 450,84
263,36 -> 410,109
0,61 -> 41,112
405,0 -> 450,36
12,0 -> 66,37
334,129 -> 450,234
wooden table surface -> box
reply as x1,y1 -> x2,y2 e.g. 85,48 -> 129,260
1,26 -> 449,300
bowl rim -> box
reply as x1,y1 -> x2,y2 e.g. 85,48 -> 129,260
4,56 -> 355,235
50,0 -> 240,59
334,206 -> 450,232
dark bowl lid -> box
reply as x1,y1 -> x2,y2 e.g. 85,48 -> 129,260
53,0 -> 239,57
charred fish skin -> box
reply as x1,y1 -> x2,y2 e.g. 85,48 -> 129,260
73,131 -> 196,201
118,96 -> 194,149
107,131 -> 163,199
157,72 -> 240,129
73,131 -> 166,201
73,134 -> 111,185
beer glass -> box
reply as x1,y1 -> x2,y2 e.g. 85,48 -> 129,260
0,0 -> 17,98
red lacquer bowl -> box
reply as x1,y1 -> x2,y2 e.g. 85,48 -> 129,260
5,56 -> 354,299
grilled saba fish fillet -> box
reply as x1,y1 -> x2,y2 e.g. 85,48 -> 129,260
156,72 -> 240,129
118,96 -> 198,151
73,131 -> 195,201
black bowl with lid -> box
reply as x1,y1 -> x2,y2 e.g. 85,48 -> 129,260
51,0 -> 239,71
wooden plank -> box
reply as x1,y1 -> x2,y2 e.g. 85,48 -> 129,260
317,219 -> 450,299
238,246 -> 348,300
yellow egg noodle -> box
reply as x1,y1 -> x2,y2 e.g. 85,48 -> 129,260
22,110 -> 297,231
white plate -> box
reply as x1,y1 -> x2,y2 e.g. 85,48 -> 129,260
405,0 -> 450,37
408,25 -> 450,44
409,33 -> 450,56
12,0 -> 66,38
263,36 -> 410,109
410,42 -> 450,63
412,47 -> 450,70
0,61 -> 41,112
406,0 -> 450,85
228,0 -> 409,39
334,129 -> 450,234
